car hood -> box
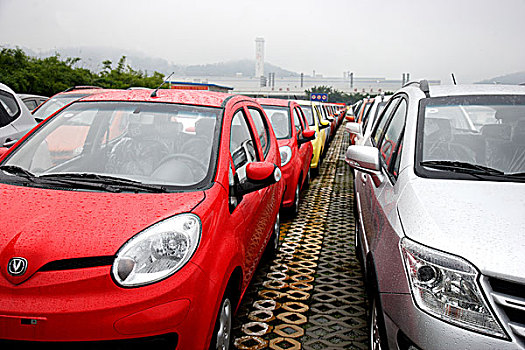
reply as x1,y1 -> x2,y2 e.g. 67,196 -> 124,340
398,178 -> 525,282
0,184 -> 205,285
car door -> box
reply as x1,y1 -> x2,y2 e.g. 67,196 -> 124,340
293,106 -> 312,181
365,97 -> 408,254
245,106 -> 277,253
228,107 -> 265,285
357,96 -> 403,252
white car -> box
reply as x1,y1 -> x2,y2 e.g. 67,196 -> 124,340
0,83 -> 37,148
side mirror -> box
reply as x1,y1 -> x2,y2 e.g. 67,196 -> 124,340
319,121 -> 330,129
0,147 -> 9,158
298,129 -> 316,145
345,145 -> 384,186
237,161 -> 281,196
345,115 -> 355,122
345,122 -> 362,135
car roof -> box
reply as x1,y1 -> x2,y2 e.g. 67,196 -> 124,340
256,97 -> 291,107
79,89 -> 237,108
403,83 -> 525,98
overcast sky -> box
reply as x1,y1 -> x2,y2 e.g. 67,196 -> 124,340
1,0 -> 524,83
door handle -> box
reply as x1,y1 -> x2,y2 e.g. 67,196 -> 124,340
361,173 -> 367,184
3,138 -> 17,148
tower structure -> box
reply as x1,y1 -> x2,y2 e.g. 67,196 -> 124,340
255,37 -> 265,79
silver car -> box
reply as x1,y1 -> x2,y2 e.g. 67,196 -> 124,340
0,83 -> 37,148
345,81 -> 525,349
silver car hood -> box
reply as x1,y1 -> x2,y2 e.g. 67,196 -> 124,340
398,177 -> 525,282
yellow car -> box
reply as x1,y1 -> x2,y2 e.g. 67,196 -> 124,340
296,100 -> 331,176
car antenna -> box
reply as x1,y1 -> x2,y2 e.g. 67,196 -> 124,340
150,72 -> 174,97
451,73 -> 457,85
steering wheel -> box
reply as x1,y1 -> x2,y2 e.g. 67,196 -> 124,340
153,153 -> 208,181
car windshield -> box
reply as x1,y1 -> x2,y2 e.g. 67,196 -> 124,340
33,94 -> 89,120
262,105 -> 291,139
2,101 -> 219,189
300,105 -> 315,126
418,95 -> 525,177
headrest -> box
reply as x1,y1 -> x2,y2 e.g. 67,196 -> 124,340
481,124 -> 511,139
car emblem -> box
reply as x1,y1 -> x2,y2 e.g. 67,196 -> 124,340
7,257 -> 28,276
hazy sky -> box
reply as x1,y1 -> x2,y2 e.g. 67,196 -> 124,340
1,0 -> 524,83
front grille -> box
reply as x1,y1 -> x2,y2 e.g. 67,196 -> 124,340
488,277 -> 525,345
39,256 -> 115,272
0,333 -> 178,350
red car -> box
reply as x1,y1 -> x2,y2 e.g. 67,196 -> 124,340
0,89 -> 284,349
257,98 -> 315,216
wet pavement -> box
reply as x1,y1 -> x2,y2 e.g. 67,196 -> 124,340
232,126 -> 369,349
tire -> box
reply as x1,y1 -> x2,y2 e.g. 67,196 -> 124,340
303,168 -> 311,189
369,293 -> 389,350
264,213 -> 280,259
209,290 -> 233,350
287,183 -> 301,217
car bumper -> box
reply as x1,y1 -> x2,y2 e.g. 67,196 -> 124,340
0,261 -> 217,349
381,293 -> 517,350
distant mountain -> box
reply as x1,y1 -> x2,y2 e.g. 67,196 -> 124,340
477,71 -> 525,85
3,45 -> 299,78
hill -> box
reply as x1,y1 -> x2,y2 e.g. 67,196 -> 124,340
3,45 -> 299,78
477,71 -> 525,85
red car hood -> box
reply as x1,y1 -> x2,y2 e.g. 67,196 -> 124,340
0,184 -> 205,285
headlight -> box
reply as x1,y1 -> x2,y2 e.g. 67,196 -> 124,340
400,238 -> 507,339
279,146 -> 292,166
112,213 -> 201,287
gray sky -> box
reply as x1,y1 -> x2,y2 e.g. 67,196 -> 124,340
1,0 -> 524,83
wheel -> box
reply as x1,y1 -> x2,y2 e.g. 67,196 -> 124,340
287,182 -> 301,217
264,212 -> 280,259
304,168 -> 311,189
353,193 -> 364,267
369,294 -> 388,350
209,290 -> 233,350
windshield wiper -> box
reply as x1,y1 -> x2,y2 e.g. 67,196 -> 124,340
39,173 -> 168,193
0,165 -> 36,180
420,161 -> 505,176
504,172 -> 525,178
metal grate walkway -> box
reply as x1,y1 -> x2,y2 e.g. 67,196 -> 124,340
232,125 -> 368,349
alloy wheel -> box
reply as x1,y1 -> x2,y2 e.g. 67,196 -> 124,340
216,297 -> 232,350
370,298 -> 383,350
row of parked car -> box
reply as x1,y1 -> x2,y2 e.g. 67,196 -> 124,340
344,81 -> 525,349
0,82 -> 345,349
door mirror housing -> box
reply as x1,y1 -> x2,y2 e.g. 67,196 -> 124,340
298,129 -> 316,145
345,122 -> 362,136
345,115 -> 355,122
345,145 -> 384,186
319,121 -> 330,129
0,147 -> 9,158
237,161 -> 281,196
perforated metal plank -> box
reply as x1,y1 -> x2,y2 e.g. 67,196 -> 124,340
232,126 -> 368,349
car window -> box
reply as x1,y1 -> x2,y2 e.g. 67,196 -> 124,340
0,90 -> 21,126
372,97 -> 400,146
262,105 -> 291,139
300,105 -> 315,126
24,99 -> 38,111
4,101 -> 220,188
293,107 -> 303,134
247,107 -> 270,158
379,99 -> 407,170
230,109 -> 257,170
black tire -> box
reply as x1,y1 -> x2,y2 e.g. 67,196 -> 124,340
369,294 -> 389,350
303,169 -> 311,189
264,213 -> 280,259
209,289 -> 233,350
287,182 -> 301,217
